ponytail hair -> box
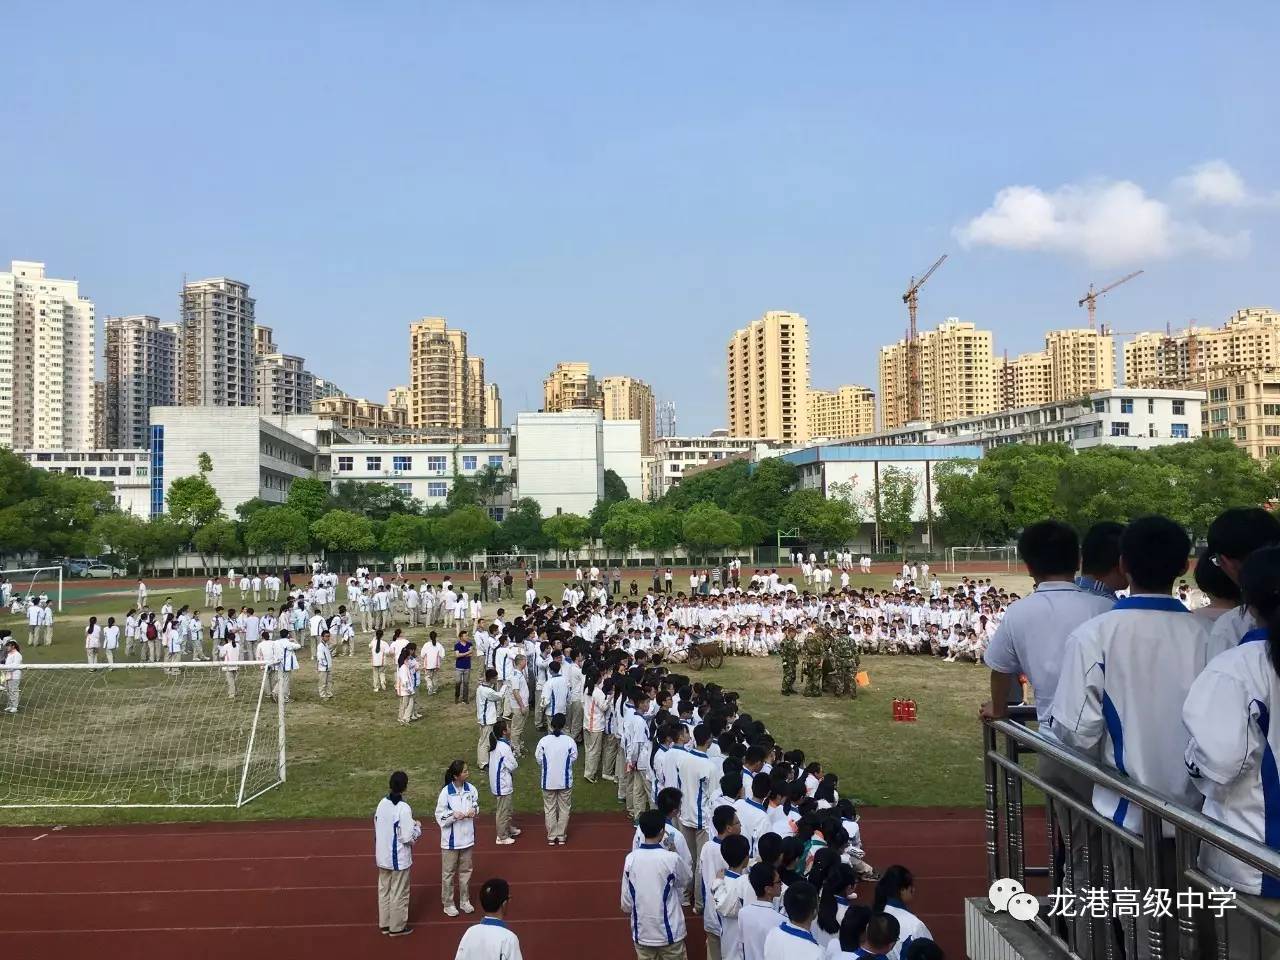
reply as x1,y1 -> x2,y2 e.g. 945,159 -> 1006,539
1240,546 -> 1280,678
873,864 -> 914,912
397,643 -> 416,667
443,758 -> 466,787
816,863 -> 858,934
373,628 -> 384,653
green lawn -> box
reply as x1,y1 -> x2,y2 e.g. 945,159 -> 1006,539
2,570 -> 1028,824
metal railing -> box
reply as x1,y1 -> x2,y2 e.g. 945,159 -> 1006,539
984,707 -> 1280,959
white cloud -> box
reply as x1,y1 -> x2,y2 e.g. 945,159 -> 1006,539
1175,159 -> 1279,208
955,177 -> 1248,266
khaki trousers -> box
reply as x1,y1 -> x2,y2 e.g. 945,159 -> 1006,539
704,932 -> 721,960
509,709 -> 528,756
225,671 -> 237,698
543,788 -> 572,841
318,671 -> 332,698
377,866 -> 411,932
615,742 -> 629,799
680,824 -> 707,908
567,700 -> 584,739
477,723 -> 494,768
583,729 -> 603,780
373,666 -> 386,691
5,679 -> 18,711
602,733 -> 619,780
398,694 -> 413,722
495,793 -> 515,840
441,848 -> 473,908
626,768 -> 651,820
636,942 -> 687,960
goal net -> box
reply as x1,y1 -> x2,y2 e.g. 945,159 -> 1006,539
2,566 -> 63,612
470,554 -> 541,578
0,661 -> 285,808
946,545 -> 1017,573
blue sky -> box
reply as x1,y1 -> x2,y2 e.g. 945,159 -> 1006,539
4,2 -> 1278,433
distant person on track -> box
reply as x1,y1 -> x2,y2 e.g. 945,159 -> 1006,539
454,877 -> 522,959
374,769 -> 421,937
436,758 -> 479,917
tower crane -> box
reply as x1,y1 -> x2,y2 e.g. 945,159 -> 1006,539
1079,270 -> 1143,333
902,254 -> 947,421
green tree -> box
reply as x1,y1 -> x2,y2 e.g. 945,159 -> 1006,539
933,460 -> 1008,546
981,444 -> 1072,531
876,466 -> 918,559
1151,438 -> 1276,538
197,451 -> 214,474
496,498 -> 547,553
235,497 -> 274,522
543,512 -> 591,565
780,489 -> 859,550
166,473 -> 223,534
445,476 -> 480,511
726,457 -> 799,528
734,513 -> 769,549
474,464 -> 511,509
329,480 -> 422,520
381,513 -> 435,564
437,506 -> 497,560
91,511 -> 151,573
601,499 -> 651,560
245,506 -> 312,566
642,506 -> 682,564
143,516 -> 187,575
681,502 -> 741,562
604,469 -> 629,503
193,518 -> 241,573
286,476 -> 331,524
310,509 -> 376,568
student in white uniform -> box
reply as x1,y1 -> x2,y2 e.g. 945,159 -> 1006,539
535,712 -> 578,844
488,718 -> 520,845
712,834 -> 752,960
316,630 -> 334,699
622,809 -> 693,960
675,724 -> 716,908
740,861 -> 786,960
453,878 -> 523,959
873,866 -> 932,960
763,880 -> 822,959
370,629 -> 388,692
1184,545 -> 1280,960
84,616 -> 102,665
1052,515 -> 1210,960
436,759 -> 480,917
3,639 -> 22,713
1191,549 -> 1240,626
374,770 -> 421,937
217,631 -> 241,698
1205,508 -> 1280,657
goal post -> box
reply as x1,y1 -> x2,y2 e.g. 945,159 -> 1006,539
0,661 -> 285,808
946,545 -> 1017,573
2,566 -> 63,612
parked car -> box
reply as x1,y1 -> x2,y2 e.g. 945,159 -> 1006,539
78,563 -> 124,579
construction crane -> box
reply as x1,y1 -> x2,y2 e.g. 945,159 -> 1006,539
1079,270 -> 1143,333
902,253 -> 947,421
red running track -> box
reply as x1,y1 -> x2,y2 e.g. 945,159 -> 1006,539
0,807 -> 1037,959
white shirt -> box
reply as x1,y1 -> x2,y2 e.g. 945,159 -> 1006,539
489,738 -> 518,797
1052,595 -> 1211,834
373,795 -> 421,871
764,922 -> 823,959
1209,607 -> 1256,661
102,624 -> 120,650
699,836 -> 729,933
621,843 -> 691,947
535,731 -> 578,791
983,582 -> 1114,726
883,902 -> 933,959
3,650 -> 22,682
714,872 -> 752,960
434,781 -> 479,850
740,899 -> 786,960
454,918 -> 523,960
674,747 -> 716,832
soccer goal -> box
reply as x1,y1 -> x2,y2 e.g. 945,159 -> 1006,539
0,661 -> 285,808
2,565 -> 63,612
470,554 -> 541,578
946,545 -> 1017,573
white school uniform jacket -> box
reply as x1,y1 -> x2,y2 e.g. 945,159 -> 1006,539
882,900 -> 933,960
535,730 -> 578,790
735,797 -> 770,858
740,898 -> 786,960
621,843 -> 691,947
1209,606 -> 1256,661
316,643 -> 333,672
699,836 -> 729,933
434,781 -> 479,850
476,683 -> 507,727
1051,595 -> 1211,834
455,918 -> 523,960
1184,628 -> 1280,895
542,674 -> 569,717
489,738 -> 518,796
714,871 -> 752,959
374,794 -> 421,871
674,747 -> 715,832
764,922 -> 824,959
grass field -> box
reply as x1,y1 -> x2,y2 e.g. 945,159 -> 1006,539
1,569 -> 1031,825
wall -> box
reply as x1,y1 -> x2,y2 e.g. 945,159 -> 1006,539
602,419 -> 642,500
514,412 -> 604,515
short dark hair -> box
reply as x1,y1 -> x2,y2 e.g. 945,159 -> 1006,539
656,787 -> 683,816
751,772 -> 772,801
1080,521 -> 1124,577
720,773 -> 742,799
1194,550 -> 1240,604
478,877 -> 510,913
748,861 -> 779,897
551,713 -> 567,732
389,770 -> 408,793
783,879 -> 819,923
712,804 -> 738,834
904,938 -> 945,960
756,831 -> 783,866
721,833 -> 750,869
1208,508 -> 1280,562
866,912 -> 903,952
1121,515 -> 1191,593
1017,521 -> 1079,580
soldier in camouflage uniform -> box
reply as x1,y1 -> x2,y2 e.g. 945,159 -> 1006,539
831,631 -> 858,697
780,629 -> 800,696
801,631 -> 825,697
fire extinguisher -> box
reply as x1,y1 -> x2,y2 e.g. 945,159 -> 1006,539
904,699 -> 918,722
892,698 -> 904,721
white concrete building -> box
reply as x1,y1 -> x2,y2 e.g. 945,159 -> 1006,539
0,260 -> 95,450
328,440 -> 512,518
17,448 -> 151,515
513,411 -> 605,516
149,406 -> 317,517
602,419 -> 643,500
648,433 -> 794,500
846,387 -> 1205,454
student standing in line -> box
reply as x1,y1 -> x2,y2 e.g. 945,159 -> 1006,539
436,758 -> 479,917
316,629 -> 334,700
535,712 -> 578,845
374,770 -> 421,938
217,629 -> 240,698
623,809 -> 693,960
1204,507 -> 1280,654
454,630 -> 474,704
84,616 -> 101,665
453,877 -> 523,959
37,599 -> 53,647
738,861 -> 785,960
3,639 -> 22,713
675,723 -> 716,907
710,832 -> 751,960
488,718 -> 520,846
396,643 -> 418,724
763,880 -> 822,959
506,654 -> 530,758
583,668 -> 608,782
370,629 -> 388,692
423,631 -> 444,695
476,669 -> 508,770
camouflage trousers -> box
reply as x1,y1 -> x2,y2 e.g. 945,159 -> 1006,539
801,660 -> 824,697
781,659 -> 798,694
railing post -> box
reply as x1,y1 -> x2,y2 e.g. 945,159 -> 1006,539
1145,809 -> 1167,960
984,720 -> 1001,882
1173,826 -> 1200,960
1005,725 -> 1026,883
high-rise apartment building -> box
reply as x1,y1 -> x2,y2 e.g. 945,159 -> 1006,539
601,375 -> 657,454
879,318 -> 995,430
104,314 -> 179,449
93,381 -> 106,448
178,277 -> 256,407
1124,308 -> 1280,387
484,383 -> 502,430
806,385 -> 876,439
255,353 -> 316,416
254,325 -> 277,356
314,377 -> 346,401
995,350 -> 1052,410
313,395 -> 408,431
0,260 -> 96,449
726,311 -> 811,443
1045,329 -> 1115,400
385,384 -> 411,412
543,362 -> 602,412
407,317 -> 484,430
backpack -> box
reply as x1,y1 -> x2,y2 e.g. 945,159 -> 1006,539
145,622 -> 158,641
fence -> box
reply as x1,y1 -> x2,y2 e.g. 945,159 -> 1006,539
982,707 -> 1280,959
